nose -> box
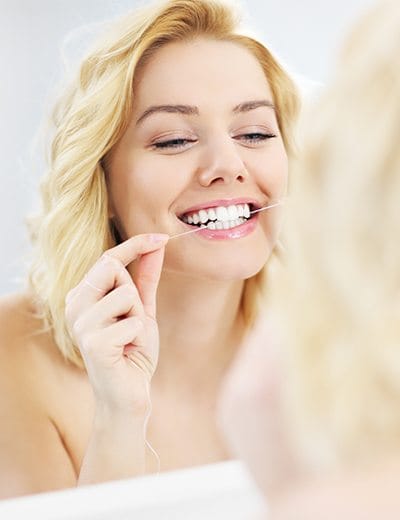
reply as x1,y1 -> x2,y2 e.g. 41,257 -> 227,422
196,136 -> 248,187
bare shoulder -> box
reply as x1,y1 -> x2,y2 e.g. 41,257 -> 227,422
0,290 -> 76,389
0,290 -> 52,372
0,291 -> 77,498
0,290 -> 42,341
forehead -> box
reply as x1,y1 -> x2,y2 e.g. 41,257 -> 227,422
133,38 -> 273,109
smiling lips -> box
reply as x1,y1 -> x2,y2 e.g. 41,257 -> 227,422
179,202 -> 257,231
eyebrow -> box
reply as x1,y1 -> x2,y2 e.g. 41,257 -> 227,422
233,100 -> 275,113
136,105 -> 199,126
135,99 -> 275,126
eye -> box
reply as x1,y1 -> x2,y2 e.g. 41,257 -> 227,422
235,132 -> 277,145
152,138 -> 197,150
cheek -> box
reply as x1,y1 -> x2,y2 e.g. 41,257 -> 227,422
129,157 -> 188,212
248,144 -> 288,199
108,155 -> 187,225
265,145 -> 288,194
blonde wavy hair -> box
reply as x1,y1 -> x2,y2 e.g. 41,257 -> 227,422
26,0 -> 299,367
272,0 -> 400,471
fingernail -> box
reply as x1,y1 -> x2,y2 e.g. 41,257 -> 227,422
149,233 -> 169,243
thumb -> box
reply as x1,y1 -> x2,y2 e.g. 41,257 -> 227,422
134,245 -> 166,319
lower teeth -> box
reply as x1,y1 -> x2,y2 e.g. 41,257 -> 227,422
197,217 -> 248,229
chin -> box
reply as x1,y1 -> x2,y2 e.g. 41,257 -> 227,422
206,258 -> 269,282
165,247 -> 272,282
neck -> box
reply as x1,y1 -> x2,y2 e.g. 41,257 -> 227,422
154,270 -> 246,385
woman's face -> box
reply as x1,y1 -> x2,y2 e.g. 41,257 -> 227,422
106,38 -> 288,281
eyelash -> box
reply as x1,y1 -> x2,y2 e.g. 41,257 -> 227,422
152,133 -> 276,150
153,138 -> 196,149
240,132 -> 277,143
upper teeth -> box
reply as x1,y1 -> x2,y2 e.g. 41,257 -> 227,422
183,203 -> 251,224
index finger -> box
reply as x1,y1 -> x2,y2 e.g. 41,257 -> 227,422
65,233 -> 169,310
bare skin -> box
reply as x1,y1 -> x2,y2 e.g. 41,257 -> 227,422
0,38 -> 287,498
0,234 -> 245,497
0,287 -> 233,498
0,291 -> 90,496
269,462 -> 400,520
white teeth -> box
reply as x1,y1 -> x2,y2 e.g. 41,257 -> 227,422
207,208 -> 217,221
227,205 -> 239,220
215,206 -> 229,222
205,219 -> 244,230
198,209 -> 209,224
183,202 -> 254,228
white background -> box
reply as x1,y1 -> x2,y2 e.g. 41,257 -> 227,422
0,0 -> 374,295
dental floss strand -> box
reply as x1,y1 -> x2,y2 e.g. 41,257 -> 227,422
168,200 -> 284,240
248,200 -> 283,215
124,354 -> 161,475
143,379 -> 161,475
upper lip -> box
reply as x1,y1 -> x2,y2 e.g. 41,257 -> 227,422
177,197 -> 263,217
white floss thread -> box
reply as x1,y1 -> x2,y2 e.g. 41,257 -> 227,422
168,199 -> 284,240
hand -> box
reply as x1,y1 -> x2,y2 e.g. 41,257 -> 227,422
65,233 -> 169,416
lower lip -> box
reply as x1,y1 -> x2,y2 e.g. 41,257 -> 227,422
183,215 -> 259,240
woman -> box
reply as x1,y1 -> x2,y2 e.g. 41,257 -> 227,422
0,0 -> 299,498
219,0 -> 400,517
